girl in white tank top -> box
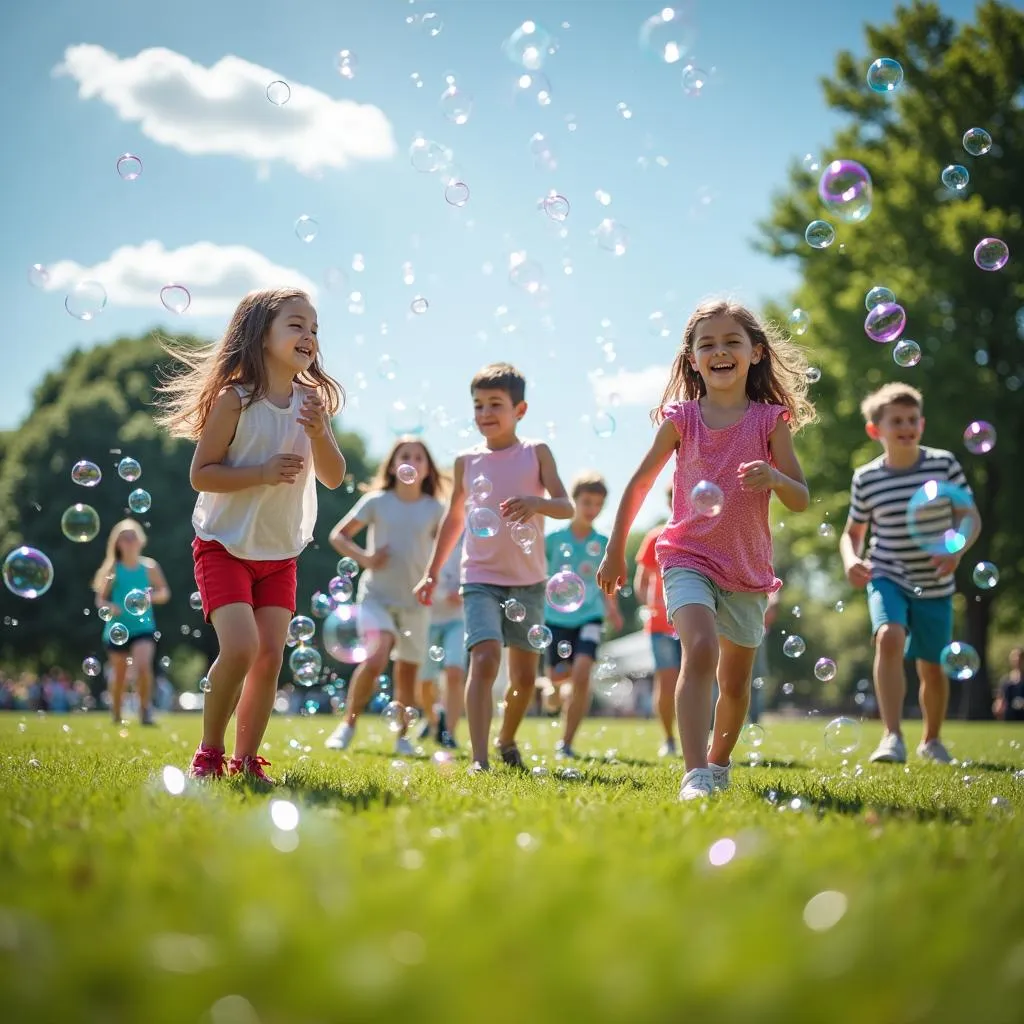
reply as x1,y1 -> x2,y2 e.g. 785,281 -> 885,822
155,288 -> 347,784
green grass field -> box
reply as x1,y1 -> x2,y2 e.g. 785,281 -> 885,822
1,713 -> 1023,1024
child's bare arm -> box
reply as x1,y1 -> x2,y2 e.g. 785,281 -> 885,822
499,444 -> 574,522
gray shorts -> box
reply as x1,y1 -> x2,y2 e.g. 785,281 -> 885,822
462,582 -> 547,653
663,568 -> 769,649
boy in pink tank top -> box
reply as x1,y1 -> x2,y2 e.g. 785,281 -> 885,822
415,362 -> 574,773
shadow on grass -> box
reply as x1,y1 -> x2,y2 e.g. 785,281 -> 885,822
747,781 -> 973,824
278,775 -> 408,812
958,760 -> 1022,774
736,758 -> 809,770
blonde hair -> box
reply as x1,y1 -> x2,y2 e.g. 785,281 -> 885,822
860,382 -> 923,424
154,288 -> 344,440
92,519 -> 147,596
364,436 -> 449,499
652,299 -> 817,433
571,471 -> 608,500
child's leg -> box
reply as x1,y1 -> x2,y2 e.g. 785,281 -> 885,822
466,640 -> 502,763
203,603 -> 259,750
418,677 -> 440,728
673,605 -> 719,771
107,652 -> 129,721
707,638 -> 758,766
443,664 -> 465,733
499,646 -> 540,747
562,653 -> 594,747
873,624 -> 908,735
131,639 -> 157,717
344,633 -> 396,725
392,660 -> 419,735
654,668 -> 676,741
916,660 -> 949,743
233,606 -> 291,758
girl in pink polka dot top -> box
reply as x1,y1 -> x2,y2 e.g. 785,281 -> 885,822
597,299 -> 817,801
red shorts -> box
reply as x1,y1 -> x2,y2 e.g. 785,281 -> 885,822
192,537 -> 297,621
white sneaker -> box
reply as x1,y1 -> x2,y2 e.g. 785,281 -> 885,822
394,736 -> 416,757
658,738 -> 677,758
868,732 -> 907,763
709,761 -> 731,791
325,721 -> 355,750
917,739 -> 953,764
678,767 -> 715,801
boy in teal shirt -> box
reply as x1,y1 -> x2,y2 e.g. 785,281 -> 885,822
545,472 -> 623,758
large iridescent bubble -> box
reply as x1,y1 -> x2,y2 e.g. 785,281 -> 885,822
818,160 -> 873,223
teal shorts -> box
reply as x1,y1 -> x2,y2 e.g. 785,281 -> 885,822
866,577 -> 953,664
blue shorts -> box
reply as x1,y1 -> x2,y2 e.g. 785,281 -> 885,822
867,577 -> 953,664
420,618 -> 465,681
663,568 -> 768,648
650,632 -> 682,671
462,582 -> 546,654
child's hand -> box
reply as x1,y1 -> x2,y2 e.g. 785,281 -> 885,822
414,574 -> 436,606
297,390 -> 328,439
845,558 -> 873,588
738,461 -> 779,492
364,546 -> 390,570
930,552 -> 961,577
596,551 -> 627,596
261,453 -> 304,484
499,495 -> 541,522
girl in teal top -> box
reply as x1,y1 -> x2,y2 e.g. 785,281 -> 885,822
92,519 -> 171,725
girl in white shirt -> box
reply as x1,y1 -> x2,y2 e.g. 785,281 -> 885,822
156,288 -> 346,783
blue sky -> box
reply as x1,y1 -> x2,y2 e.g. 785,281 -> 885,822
2,0 -> 978,532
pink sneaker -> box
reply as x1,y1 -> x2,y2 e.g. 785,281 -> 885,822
228,754 -> 275,785
188,745 -> 226,779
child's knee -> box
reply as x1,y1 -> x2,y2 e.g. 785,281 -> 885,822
469,643 -> 501,678
682,630 -> 718,672
875,623 -> 906,656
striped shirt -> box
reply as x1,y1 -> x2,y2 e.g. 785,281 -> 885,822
848,446 -> 970,599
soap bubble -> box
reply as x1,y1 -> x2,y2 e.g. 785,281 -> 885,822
906,480 -> 978,556
866,57 -> 903,92
511,522 -> 538,552
190,591 -> 204,611
940,164 -> 969,192
972,561 -> 999,589
383,701 -> 405,733
440,85 -> 472,124
82,656 -> 101,677
328,575 -> 354,603
592,412 -> 616,438
542,194 -> 570,221
118,457 -> 142,482
864,302 -> 906,343
128,489 -> 152,514
824,716 -> 861,755
98,606 -> 113,622
962,127 -> 992,156
337,557 -> 359,577
788,308 -> 811,335
514,72 -> 552,107
428,644 -> 445,663
65,281 -> 107,321
527,624 -> 553,650
311,592 -> 333,619
266,80 -> 291,105
471,475 -> 493,501
287,615 -> 316,645
385,400 -> 424,437
893,339 -> 922,367
290,645 -> 322,685
690,480 -> 723,517
502,20 -> 554,70
783,635 -> 806,658
740,723 -> 764,747
504,599 -> 526,623
335,49 -> 356,80
116,153 -> 143,180
804,220 -> 836,248
160,284 -> 191,314
805,367 -> 822,384
61,504 -> 101,543
323,605 -> 370,664
444,181 -> 470,206
108,622 -> 130,646
416,11 -> 443,36
2,546 -> 54,599
940,641 -> 979,681
546,570 -> 586,614
557,640 -> 573,659
468,506 -> 500,538
594,219 -> 628,255
295,216 -> 318,243
963,420 -> 996,454
681,64 -> 708,97
973,238 -> 1009,272
71,460 -> 102,487
124,588 -> 150,617
865,285 -> 895,310
814,657 -> 837,682
818,160 -> 873,222
639,6 -> 695,64
396,463 -> 418,485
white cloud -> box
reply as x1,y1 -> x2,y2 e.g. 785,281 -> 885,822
53,44 -> 396,174
590,365 -> 669,409
42,240 -> 318,317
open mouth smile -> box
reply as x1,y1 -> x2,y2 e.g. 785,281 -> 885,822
295,346 -> 312,358
710,361 -> 735,373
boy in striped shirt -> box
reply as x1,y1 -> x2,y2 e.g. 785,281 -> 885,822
840,383 -> 981,765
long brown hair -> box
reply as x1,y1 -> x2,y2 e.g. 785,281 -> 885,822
92,519 -> 147,596
652,299 -> 817,433
364,437 -> 449,498
154,288 -> 344,440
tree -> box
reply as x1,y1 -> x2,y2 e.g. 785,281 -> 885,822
758,0 -> 1024,716
0,333 -> 374,683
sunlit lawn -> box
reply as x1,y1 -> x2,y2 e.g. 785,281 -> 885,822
1,713 -> 1023,1024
